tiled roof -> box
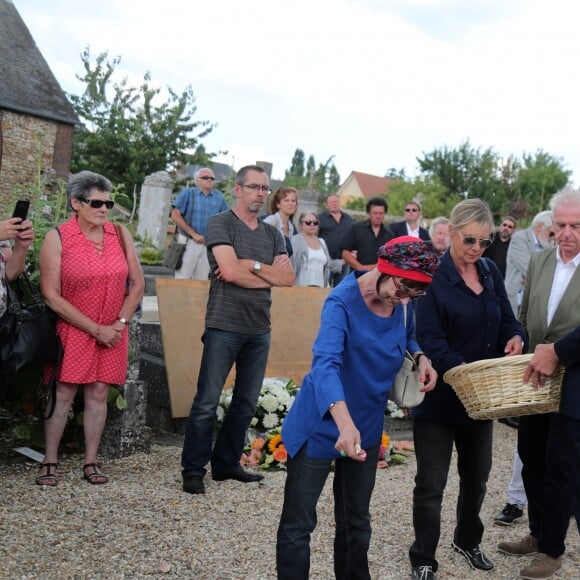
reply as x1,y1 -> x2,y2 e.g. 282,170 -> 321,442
350,170 -> 396,198
0,0 -> 79,125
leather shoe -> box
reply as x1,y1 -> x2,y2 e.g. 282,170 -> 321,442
212,465 -> 264,483
183,475 -> 205,494
452,540 -> 494,571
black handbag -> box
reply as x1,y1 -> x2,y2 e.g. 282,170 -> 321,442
163,237 -> 186,270
0,272 -> 62,376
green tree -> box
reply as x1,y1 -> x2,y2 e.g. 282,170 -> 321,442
386,176 -> 453,218
283,150 -> 341,193
513,150 -> 571,218
287,148 -> 306,178
69,47 -> 217,200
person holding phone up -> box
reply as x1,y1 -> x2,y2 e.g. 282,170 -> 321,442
0,205 -> 34,318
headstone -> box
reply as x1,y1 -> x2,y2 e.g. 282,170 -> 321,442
136,171 -> 173,249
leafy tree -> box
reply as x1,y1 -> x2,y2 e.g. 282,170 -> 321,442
283,149 -> 341,193
386,176 -> 453,218
68,47 -> 217,200
513,150 -> 571,218
417,141 -> 571,220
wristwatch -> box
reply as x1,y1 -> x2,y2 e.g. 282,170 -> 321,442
252,261 -> 262,273
117,317 -> 127,325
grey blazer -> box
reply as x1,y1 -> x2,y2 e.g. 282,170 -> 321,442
505,228 -> 541,316
520,248 -> 580,351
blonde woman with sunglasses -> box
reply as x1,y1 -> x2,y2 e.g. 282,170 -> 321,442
37,171 -> 144,487
408,199 -> 526,579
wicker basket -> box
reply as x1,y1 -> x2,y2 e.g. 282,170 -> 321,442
443,354 -> 563,420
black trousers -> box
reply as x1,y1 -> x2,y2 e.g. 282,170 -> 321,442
519,413 -> 580,558
409,419 -> 493,572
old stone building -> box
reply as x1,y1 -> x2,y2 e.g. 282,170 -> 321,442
0,0 -> 79,204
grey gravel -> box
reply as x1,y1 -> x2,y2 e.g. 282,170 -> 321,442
0,422 -> 578,579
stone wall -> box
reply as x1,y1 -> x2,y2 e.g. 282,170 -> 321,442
0,110 -> 73,202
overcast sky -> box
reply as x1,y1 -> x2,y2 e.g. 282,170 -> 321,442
15,0 -> 580,184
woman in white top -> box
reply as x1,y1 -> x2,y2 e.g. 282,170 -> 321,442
263,187 -> 298,256
291,212 -> 334,287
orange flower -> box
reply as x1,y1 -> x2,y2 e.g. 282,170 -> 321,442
251,437 -> 265,450
268,433 -> 283,453
381,432 -> 390,449
273,445 -> 288,463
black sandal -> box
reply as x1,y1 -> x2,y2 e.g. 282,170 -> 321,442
83,463 -> 108,485
35,462 -> 58,487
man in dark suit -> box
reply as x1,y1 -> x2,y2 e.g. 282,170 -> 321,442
498,187 -> 580,579
388,200 -> 430,241
523,327 -> 580,526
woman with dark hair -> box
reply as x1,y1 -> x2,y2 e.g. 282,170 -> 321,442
263,186 -> 298,256
408,199 -> 526,580
277,236 -> 440,579
37,171 -> 144,486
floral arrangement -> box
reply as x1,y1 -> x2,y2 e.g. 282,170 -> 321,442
217,378 -> 411,471
386,400 -> 406,419
217,377 -> 299,432
240,429 -> 288,470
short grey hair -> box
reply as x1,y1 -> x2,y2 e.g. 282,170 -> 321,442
194,167 -> 214,179
531,210 -> 553,229
67,171 -> 112,200
449,198 -> 494,231
429,216 -> 449,237
549,186 -> 580,212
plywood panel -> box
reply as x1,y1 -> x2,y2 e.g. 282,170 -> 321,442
156,278 -> 330,418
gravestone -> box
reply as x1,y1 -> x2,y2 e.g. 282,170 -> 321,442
136,171 -> 173,249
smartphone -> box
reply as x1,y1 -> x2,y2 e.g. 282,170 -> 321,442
12,200 -> 30,222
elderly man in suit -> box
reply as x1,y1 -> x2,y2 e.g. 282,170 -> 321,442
505,211 -> 554,316
389,200 -> 431,241
498,187 -> 580,580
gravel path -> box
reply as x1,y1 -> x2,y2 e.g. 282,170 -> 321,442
1,422 -> 578,579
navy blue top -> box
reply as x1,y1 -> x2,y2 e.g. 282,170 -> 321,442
413,252 -> 526,425
282,271 -> 420,459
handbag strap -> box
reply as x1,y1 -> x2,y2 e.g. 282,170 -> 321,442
114,224 -> 128,261
6,270 -> 46,317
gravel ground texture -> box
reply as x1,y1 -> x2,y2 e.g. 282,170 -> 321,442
0,422 -> 578,579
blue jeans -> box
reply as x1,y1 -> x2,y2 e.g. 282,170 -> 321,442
276,443 -> 379,580
409,419 -> 492,572
181,328 -> 271,478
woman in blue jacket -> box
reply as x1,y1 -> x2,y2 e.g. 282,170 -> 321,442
277,236 -> 440,580
408,199 -> 526,580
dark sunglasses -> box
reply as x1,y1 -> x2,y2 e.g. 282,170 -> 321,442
392,277 -> 428,298
198,176 -> 215,181
80,198 -> 115,210
456,230 -> 492,249
303,220 -> 319,226
405,207 -> 419,212
501,222 -> 515,228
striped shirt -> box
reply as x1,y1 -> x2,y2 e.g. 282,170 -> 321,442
205,210 -> 286,334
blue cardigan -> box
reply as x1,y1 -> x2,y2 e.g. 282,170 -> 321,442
282,271 -> 420,459
413,252 -> 526,425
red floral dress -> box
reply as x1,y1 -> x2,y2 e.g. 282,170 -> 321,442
55,216 -> 129,385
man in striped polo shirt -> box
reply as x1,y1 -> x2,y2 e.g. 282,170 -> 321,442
181,165 -> 295,494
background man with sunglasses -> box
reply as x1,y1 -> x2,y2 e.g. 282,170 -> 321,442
388,200 -> 431,241
482,216 -> 517,278
171,167 -> 229,280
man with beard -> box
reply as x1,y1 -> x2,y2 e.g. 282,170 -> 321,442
483,216 -> 517,278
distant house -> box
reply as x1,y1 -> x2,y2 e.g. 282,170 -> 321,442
0,0 -> 80,202
336,170 -> 396,206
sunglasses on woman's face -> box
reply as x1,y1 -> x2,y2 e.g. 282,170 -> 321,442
456,230 -> 492,249
303,220 -> 319,226
392,277 -> 428,298
80,198 -> 115,210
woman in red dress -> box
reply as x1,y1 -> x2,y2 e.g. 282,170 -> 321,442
37,171 -> 144,486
